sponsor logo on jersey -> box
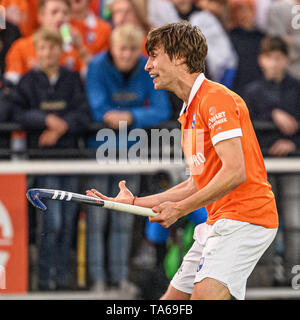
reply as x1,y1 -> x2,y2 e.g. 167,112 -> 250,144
208,111 -> 227,130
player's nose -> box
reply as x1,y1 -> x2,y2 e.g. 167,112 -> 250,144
144,58 -> 152,71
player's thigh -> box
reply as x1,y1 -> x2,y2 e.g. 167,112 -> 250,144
160,284 -> 191,300
191,277 -> 231,300
170,239 -> 205,296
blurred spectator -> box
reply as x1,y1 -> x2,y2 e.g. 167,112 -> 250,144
196,0 -> 230,30
229,0 -> 273,31
266,0 -> 300,80
2,0 -> 40,36
229,0 -> 264,96
0,21 -> 21,74
4,0 -> 88,86
85,24 -> 170,293
244,36 -> 300,157
109,0 -> 151,56
11,28 -> 90,290
148,0 -> 238,87
69,0 -> 112,57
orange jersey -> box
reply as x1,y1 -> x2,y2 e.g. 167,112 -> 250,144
4,34 -> 85,84
2,0 -> 39,36
178,74 -> 278,229
70,11 -> 111,55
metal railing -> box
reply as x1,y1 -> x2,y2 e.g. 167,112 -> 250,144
0,120 -> 300,159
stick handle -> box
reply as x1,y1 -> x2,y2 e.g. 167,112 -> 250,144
102,199 -> 157,217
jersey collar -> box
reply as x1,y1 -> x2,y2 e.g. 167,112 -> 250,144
179,73 -> 205,116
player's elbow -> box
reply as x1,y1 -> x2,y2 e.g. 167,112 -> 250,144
232,165 -> 246,188
223,161 -> 246,189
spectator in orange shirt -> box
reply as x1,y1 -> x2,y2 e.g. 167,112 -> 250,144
4,0 -> 89,85
69,0 -> 112,57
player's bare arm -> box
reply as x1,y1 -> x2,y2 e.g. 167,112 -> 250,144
86,174 -> 198,208
150,137 -> 246,228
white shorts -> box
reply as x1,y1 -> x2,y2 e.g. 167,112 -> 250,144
170,218 -> 277,300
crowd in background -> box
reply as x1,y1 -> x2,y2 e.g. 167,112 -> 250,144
1,0 -> 300,297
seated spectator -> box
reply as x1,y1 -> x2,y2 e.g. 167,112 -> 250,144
4,0 -> 89,85
196,0 -> 230,30
148,0 -> 238,87
69,0 -> 112,57
85,24 -> 171,294
229,0 -> 264,96
244,36 -> 300,157
0,21 -> 21,74
11,28 -> 90,290
266,0 -> 300,81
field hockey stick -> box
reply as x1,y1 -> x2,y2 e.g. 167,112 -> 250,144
26,188 -> 157,217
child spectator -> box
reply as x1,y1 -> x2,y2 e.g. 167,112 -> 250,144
229,0 -> 264,96
69,0 -> 112,57
85,24 -> 170,294
244,36 -> 300,157
11,28 -> 90,290
4,0 -> 89,85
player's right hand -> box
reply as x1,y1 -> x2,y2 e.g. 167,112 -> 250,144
86,180 -> 135,205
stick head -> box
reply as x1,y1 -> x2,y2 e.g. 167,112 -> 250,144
26,189 -> 47,211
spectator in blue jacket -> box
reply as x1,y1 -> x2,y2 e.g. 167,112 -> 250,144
11,28 -> 91,291
85,24 -> 171,294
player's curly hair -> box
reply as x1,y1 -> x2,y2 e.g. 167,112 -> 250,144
145,21 -> 208,74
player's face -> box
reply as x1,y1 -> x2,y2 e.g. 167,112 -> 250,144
36,40 -> 62,70
144,46 -> 177,91
39,0 -> 71,30
111,41 -> 141,72
259,51 -> 289,81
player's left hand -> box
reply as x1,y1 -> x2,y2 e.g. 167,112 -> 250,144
150,201 -> 183,228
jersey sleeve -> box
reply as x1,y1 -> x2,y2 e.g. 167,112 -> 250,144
4,39 -> 25,84
201,90 -> 243,146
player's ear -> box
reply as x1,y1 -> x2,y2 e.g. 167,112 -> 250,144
174,55 -> 186,67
